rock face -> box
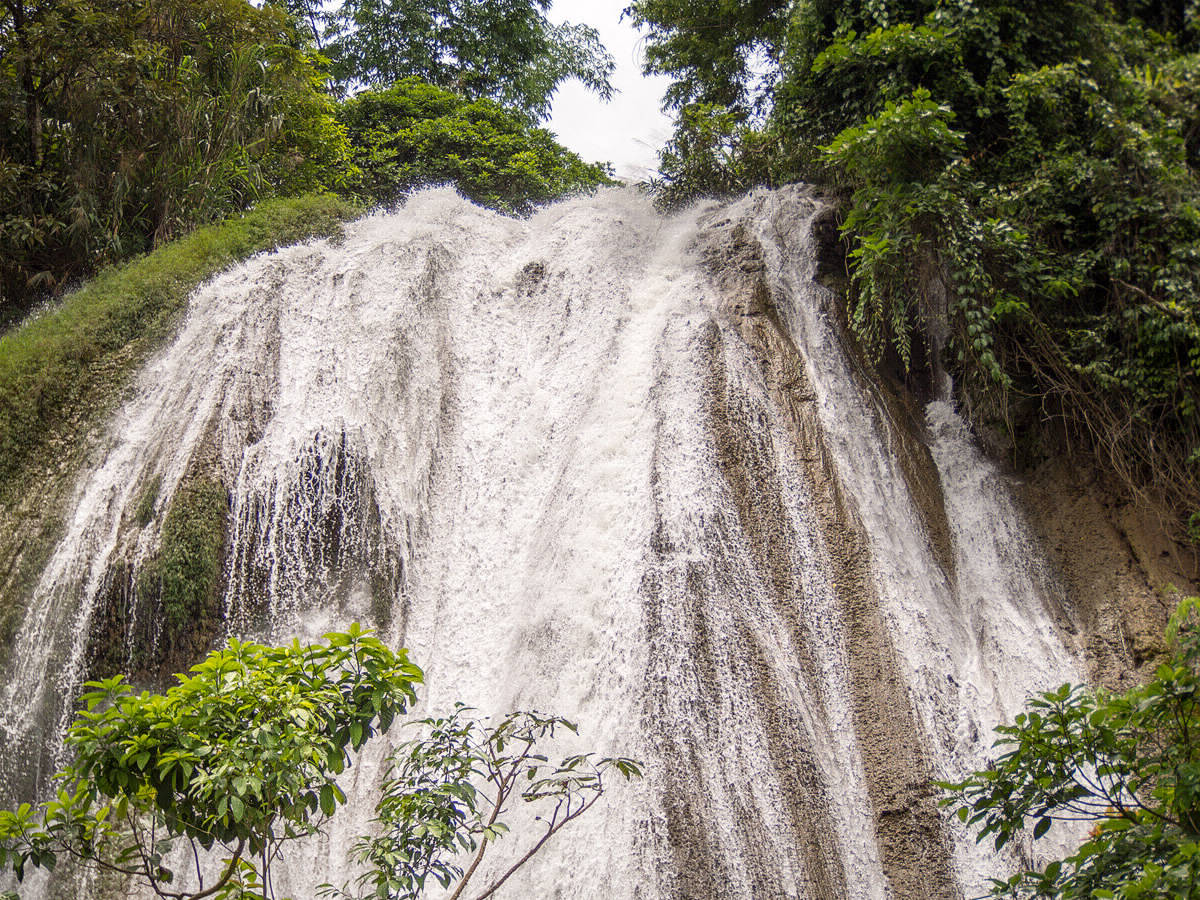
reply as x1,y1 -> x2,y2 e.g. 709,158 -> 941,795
701,213 -> 959,899
1018,459 -> 1197,689
0,186 -> 1194,899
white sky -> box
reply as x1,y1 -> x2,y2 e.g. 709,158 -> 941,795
547,0 -> 674,181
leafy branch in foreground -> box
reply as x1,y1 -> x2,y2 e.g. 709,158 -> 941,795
0,625 -> 423,900
0,630 -> 641,900
323,705 -> 643,900
941,596 -> 1200,898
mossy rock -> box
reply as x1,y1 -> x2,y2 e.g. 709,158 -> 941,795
1,194 -> 358,672
87,468 -> 230,687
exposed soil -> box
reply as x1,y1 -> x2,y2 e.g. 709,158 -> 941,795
1017,457 -> 1199,690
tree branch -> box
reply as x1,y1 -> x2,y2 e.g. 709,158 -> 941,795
470,786 -> 604,900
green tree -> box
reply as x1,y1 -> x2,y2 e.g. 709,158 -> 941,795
0,0 -> 351,322
267,0 -> 324,47
325,706 -> 642,900
0,628 -> 641,900
322,0 -> 614,122
338,77 -> 613,214
622,0 -> 791,116
941,597 -> 1200,898
0,626 -> 421,899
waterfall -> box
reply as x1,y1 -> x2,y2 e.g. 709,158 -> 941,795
0,186 -> 1086,899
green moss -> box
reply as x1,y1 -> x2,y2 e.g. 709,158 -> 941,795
140,477 -> 228,644
134,474 -> 162,528
371,569 -> 397,630
0,514 -> 64,671
0,193 -> 360,500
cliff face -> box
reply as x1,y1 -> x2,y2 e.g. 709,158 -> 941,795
1019,460 -> 1198,687
699,204 -> 962,899
699,191 -> 1199,898
0,185 -> 1195,899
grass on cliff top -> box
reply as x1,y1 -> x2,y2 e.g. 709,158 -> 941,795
0,193 -> 360,493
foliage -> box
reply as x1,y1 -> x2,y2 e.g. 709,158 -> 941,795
941,597 -> 1200,898
650,102 -> 776,206
323,705 -> 643,900
267,0 -> 323,47
0,626 -> 423,899
820,87 -> 967,369
623,0 -> 791,116
134,475 -> 163,529
0,193 -> 357,500
337,78 -> 614,215
0,635 -> 641,900
318,0 -> 614,122
630,0 -> 1200,537
623,0 -> 790,207
0,0 -> 353,321
140,477 -> 228,645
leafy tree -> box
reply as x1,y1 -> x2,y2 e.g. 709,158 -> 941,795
0,629 -> 641,900
0,626 -> 422,899
267,0 -> 325,47
644,102 -> 775,207
324,706 -> 642,900
337,77 -> 613,215
321,0 -> 614,122
0,0 -> 352,322
622,0 -> 791,116
941,597 -> 1200,898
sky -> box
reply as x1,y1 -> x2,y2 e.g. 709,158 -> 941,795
547,0 -> 674,181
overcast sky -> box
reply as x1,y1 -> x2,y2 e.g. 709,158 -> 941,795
547,0 -> 673,181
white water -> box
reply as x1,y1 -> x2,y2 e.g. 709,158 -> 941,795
746,189 -> 1087,888
0,186 -> 1085,898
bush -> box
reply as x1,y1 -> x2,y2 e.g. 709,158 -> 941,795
338,78 -> 613,215
0,630 -> 641,900
942,597 -> 1200,898
0,627 -> 422,898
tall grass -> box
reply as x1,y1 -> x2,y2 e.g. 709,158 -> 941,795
0,193 -> 359,495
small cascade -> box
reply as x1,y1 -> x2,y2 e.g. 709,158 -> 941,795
0,186 -> 1089,899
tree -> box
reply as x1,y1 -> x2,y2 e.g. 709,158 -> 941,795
622,0 -> 791,116
267,0 -> 324,47
0,0 -> 352,322
0,628 -> 641,900
320,0 -> 614,121
941,597 -> 1200,898
337,77 -> 613,215
0,626 -> 422,899
324,706 -> 642,900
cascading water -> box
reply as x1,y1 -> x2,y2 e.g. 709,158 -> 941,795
0,185 -> 1089,898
